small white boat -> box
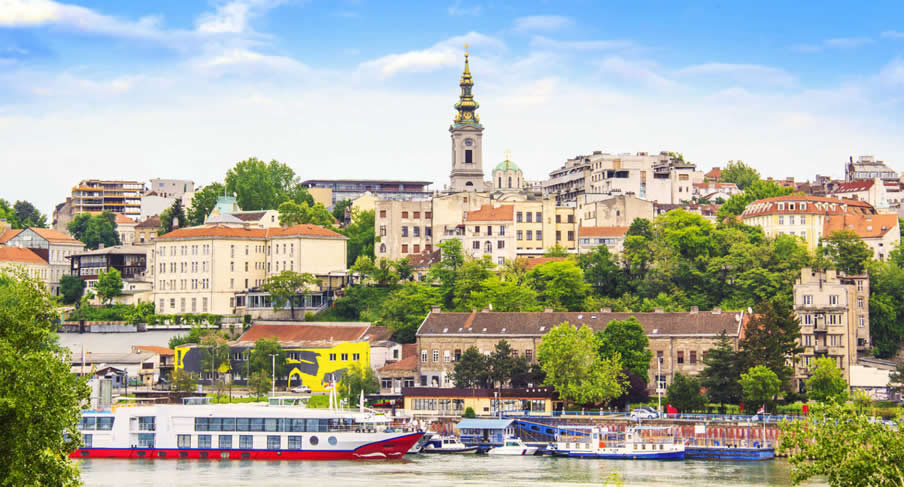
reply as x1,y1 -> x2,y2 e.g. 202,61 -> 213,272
407,432 -> 433,454
487,438 -> 538,456
421,435 -> 478,454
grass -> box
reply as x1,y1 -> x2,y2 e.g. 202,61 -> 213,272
207,394 -> 268,404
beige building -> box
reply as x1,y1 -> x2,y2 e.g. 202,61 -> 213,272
740,195 -> 877,251
53,179 -> 144,232
376,199 -> 435,259
792,268 -> 869,394
0,227 -> 84,296
0,246 -> 51,285
823,213 -> 900,261
576,194 -> 654,227
577,226 -> 630,254
153,223 -> 348,316
461,205 -> 515,265
415,308 -> 748,391
113,213 -> 137,245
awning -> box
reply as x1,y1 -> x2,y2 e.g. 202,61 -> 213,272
455,419 -> 514,430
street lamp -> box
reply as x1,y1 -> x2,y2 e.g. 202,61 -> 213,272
657,356 -> 663,414
269,353 -> 277,395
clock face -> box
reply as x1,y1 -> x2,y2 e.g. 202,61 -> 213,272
465,138 -> 473,146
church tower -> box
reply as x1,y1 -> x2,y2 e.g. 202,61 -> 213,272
449,46 -> 486,192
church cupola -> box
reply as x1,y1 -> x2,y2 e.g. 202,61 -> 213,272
448,45 -> 487,192
453,45 -> 481,127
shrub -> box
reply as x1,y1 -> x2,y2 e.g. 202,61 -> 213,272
463,407 -> 476,418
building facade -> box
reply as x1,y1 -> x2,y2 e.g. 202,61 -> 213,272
0,227 -> 84,295
53,179 -> 144,232
461,205 -> 515,265
0,246 -> 51,285
577,226 -> 630,254
300,180 -> 433,208
69,245 -> 148,283
823,213 -> 900,261
792,268 -> 869,393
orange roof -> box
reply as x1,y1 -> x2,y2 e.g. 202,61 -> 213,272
31,228 -> 83,244
133,345 -> 175,356
829,180 -> 874,193
114,213 -> 136,225
157,223 -> 344,240
0,229 -> 22,244
0,247 -> 47,264
579,226 -> 629,238
465,204 -> 514,222
379,354 -> 418,372
705,167 -> 722,180
234,323 -> 370,345
823,213 -> 899,238
741,195 -> 875,218
523,257 -> 565,270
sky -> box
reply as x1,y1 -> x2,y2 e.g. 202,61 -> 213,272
1,0 -> 904,216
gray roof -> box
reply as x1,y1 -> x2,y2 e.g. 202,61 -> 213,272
229,211 -> 269,222
206,214 -> 245,224
70,245 -> 147,257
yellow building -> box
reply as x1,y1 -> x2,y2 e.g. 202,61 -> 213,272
403,387 -> 554,418
740,195 -> 877,250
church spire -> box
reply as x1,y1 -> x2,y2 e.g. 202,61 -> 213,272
453,44 -> 481,126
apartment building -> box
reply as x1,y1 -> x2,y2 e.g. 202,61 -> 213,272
461,205 -> 515,265
575,194 -> 654,227
0,246 -> 51,285
542,155 -> 592,203
823,213 -> 900,260
153,223 -> 347,316
793,268 -> 869,393
740,195 -> 876,251
577,226 -> 630,254
53,179 -> 144,232
301,179 -> 433,208
375,199 -> 435,259
0,227 -> 84,295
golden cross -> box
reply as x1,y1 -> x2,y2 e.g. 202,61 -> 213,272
464,42 -> 469,55
505,149 -> 511,161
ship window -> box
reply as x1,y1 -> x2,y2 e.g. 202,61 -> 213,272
222,418 -> 235,431
288,436 -> 303,450
97,417 -> 114,430
240,435 -> 253,449
199,452 -> 208,458
80,451 -> 90,457
328,436 -> 338,446
138,433 -> 155,449
264,418 -> 281,432
208,418 -> 222,432
136,451 -> 146,457
309,436 -> 319,446
250,418 -> 264,432
219,435 -> 232,449
80,417 -> 96,430
177,435 -> 191,448
83,433 -> 92,448
267,436 -> 281,450
236,418 -> 250,431
241,452 -> 250,459
195,417 -> 209,431
198,435 -> 212,449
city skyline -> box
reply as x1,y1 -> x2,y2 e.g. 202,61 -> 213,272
2,0 -> 904,213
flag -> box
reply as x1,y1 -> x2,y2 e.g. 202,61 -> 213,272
756,406 -> 765,415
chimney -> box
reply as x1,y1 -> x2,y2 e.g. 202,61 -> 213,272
712,307 -> 722,315
98,243 -> 105,249
653,307 -> 664,313
481,307 -> 490,313
600,307 -> 612,313
690,306 -> 699,313
544,308 -> 553,313
430,305 -> 441,314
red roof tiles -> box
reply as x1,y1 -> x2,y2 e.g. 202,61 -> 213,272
157,223 -> 344,240
465,205 -> 514,222
823,213 -> 899,238
578,226 -> 629,238
0,247 -> 47,264
235,323 -> 369,346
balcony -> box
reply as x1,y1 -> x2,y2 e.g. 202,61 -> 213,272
813,322 -> 827,334
813,344 -> 828,355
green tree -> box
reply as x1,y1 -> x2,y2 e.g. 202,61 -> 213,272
537,322 -> 625,406
171,368 -> 197,393
778,402 -> 904,486
277,200 -> 335,227
248,370 -> 272,397
225,158 -> 312,211
627,218 -> 653,239
158,198 -> 187,235
467,275 -> 540,312
452,346 -> 489,388
67,211 -> 120,250
452,257 -> 495,311
596,317 -> 652,382
889,362 -> 904,398
200,332 -> 231,383
379,283 -> 440,343
488,340 -> 519,388
248,338 -> 287,379
169,326 -> 203,349
262,270 -> 320,320
717,180 -> 794,219
719,160 -> 760,190
544,244 -> 569,257
429,239 -> 465,309
805,357 -> 849,403
0,268 -> 89,486
737,299 -> 802,391
821,230 -> 873,275
7,200 -> 48,228
867,258 -> 904,358
526,260 -> 589,311
739,365 -> 781,413
339,363 -> 379,406
95,268 -> 123,304
349,255 -> 376,282
579,245 -> 621,297
341,209 -> 375,264
699,331 -> 742,408
462,407 -> 477,418
187,182 -> 225,226
59,274 -> 86,305
666,373 -> 707,412
332,199 -> 353,223
372,258 -> 400,286
395,257 -> 413,281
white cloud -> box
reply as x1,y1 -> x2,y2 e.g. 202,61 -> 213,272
195,0 -> 287,34
512,15 -> 573,33
196,48 -> 308,74
824,37 -> 873,49
882,30 -> 904,40
447,0 -> 480,16
676,63 -> 795,88
530,36 -> 635,51
598,56 -> 675,90
358,32 -> 504,79
878,57 -> 904,86
0,0 -> 173,41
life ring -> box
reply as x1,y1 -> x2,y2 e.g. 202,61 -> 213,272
599,441 -> 605,448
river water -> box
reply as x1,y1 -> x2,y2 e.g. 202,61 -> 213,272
79,455 -> 824,486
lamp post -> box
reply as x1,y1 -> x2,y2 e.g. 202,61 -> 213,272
657,356 -> 663,414
269,353 -> 277,395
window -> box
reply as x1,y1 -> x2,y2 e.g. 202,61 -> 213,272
526,212 -> 533,223
857,280 -> 863,291
219,435 -> 232,449
425,226 -> 432,237
177,435 -> 191,448
536,230 -> 542,240
803,295 -> 813,305
556,231 -> 561,241
402,211 -> 408,219
402,244 -> 408,253
413,244 -> 420,253
443,350 -> 450,363
267,436 -> 281,450
800,215 -> 806,224
536,212 -> 542,222
789,215 -> 795,225
857,297 -> 863,309
421,351 -> 427,363
499,225 -> 505,236
497,240 -> 504,249
379,210 -> 386,218
401,226 -> 408,237
829,295 -> 838,305
555,214 -> 561,223
413,226 -> 420,237
859,315 -> 865,328
472,241 -> 480,250
433,349 -> 439,362
465,149 -> 473,163
526,230 -> 533,240
379,225 -> 386,237
352,353 -> 360,361
288,436 -> 303,450
690,351 -> 697,364
778,216 -> 784,225
567,214 -> 574,223
517,230 -> 523,240
567,231 -> 575,241
198,435 -> 212,449
677,351 -> 684,364
516,212 -> 523,222
341,353 -> 348,361
525,349 -> 533,361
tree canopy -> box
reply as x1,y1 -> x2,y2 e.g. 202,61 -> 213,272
262,271 -> 320,320
158,198 -> 187,235
699,331 -> 742,407
821,230 -> 873,275
737,299 -> 801,391
537,322 -> 624,406
596,317 -> 652,382
95,268 -> 123,304
719,160 -> 760,190
717,180 -> 794,219
453,346 -> 489,388
339,363 -> 379,406
59,274 -> 86,305
224,158 -> 313,211
805,357 -> 848,403
67,211 -> 120,250
340,209 -> 375,264
0,199 -> 48,229
249,338 -> 287,379
666,373 -> 707,412
278,200 -> 334,228
526,260 -> 589,311
739,365 -> 781,413
187,182 -> 225,226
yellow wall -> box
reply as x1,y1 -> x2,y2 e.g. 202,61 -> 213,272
308,187 -> 333,208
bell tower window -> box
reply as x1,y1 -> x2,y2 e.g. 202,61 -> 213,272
465,150 -> 473,164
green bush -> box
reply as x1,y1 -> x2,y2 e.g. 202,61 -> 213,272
463,407 -> 476,418
307,395 -> 330,408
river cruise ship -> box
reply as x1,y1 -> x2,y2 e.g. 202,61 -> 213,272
549,425 -> 685,460
70,397 -> 422,460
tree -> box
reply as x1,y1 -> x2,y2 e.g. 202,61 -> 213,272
350,255 -> 376,282
717,180 -> 794,219
805,357 -> 848,403
544,244 -> 569,257
332,199 -> 353,223
889,362 -> 904,398
429,239 -> 465,309
452,346 -> 489,388
462,407 -> 477,418
526,260 -> 589,311
866,259 -> 904,358
187,182 -> 225,226
627,218 -> 653,239
171,368 -> 197,393
597,317 -> 653,382
395,257 -> 413,281
452,257 -> 494,311
699,331 -> 741,408
666,373 -> 707,412
95,268 -> 123,304
378,283 -> 440,343
8,200 -> 48,228
262,270 -> 320,320
372,258 -> 399,286
248,370 -> 272,397
737,299 -> 802,391
225,158 -> 312,211
821,230 -> 873,275
277,200 -> 334,228
248,338 -> 287,379
158,198 -> 187,235
67,211 -> 120,250
719,160 -> 760,190
339,363 -> 379,406
537,322 -> 625,406
341,209 -> 375,264
488,340 -> 519,388
199,332 -> 230,383
59,274 -> 85,305
0,268 -> 89,486
778,402 -> 904,486
467,276 -> 540,312
739,365 -> 781,413
579,245 -> 621,297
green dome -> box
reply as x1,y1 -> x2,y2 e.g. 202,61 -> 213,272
494,159 -> 520,172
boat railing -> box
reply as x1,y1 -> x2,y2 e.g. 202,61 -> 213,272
503,410 -> 800,423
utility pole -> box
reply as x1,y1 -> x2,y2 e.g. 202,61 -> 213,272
657,356 -> 663,414
269,353 -> 277,395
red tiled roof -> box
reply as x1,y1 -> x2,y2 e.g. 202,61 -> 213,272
705,167 -> 722,180
114,213 -> 136,225
741,195 -> 875,218
379,354 -> 417,372
823,213 -> 899,238
31,228 -> 83,244
0,247 -> 47,264
135,216 -> 161,229
828,180 -> 875,194
0,229 -> 22,244
234,323 -> 370,345
157,223 -> 344,240
578,226 -> 629,238
693,182 -> 739,190
464,204 -> 514,222
133,345 -> 175,355
408,249 -> 441,269
523,257 -> 565,270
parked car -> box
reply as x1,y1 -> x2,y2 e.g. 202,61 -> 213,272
630,406 -> 659,420
290,385 -> 312,394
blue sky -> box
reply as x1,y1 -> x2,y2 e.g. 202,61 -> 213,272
2,0 -> 903,214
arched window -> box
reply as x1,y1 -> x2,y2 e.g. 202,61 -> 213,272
508,177 -> 512,188
498,177 -> 502,188
485,241 -> 492,253
465,181 -> 474,187
379,243 -> 386,253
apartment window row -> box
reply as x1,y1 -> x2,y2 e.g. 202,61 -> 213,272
422,348 -> 533,363
675,351 -> 698,365
515,211 -> 543,223
400,244 -> 431,255
400,226 -> 432,238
